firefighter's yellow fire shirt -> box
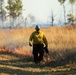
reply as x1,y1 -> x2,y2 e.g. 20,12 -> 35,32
29,31 -> 48,46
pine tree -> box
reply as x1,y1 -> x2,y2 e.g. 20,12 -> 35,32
0,0 -> 4,26
69,0 -> 76,25
15,0 -> 23,16
6,0 -> 23,18
67,14 -> 76,25
6,0 -> 23,28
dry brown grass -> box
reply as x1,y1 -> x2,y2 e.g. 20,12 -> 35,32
0,26 -> 76,49
0,26 -> 76,75
0,26 -> 76,63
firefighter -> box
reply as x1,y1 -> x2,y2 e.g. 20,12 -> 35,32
29,25 -> 48,63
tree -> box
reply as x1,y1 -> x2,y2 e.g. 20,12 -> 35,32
6,0 -> 23,28
51,11 -> 54,26
0,0 -> 4,26
67,14 -> 76,25
0,0 -> 3,13
58,0 -> 66,25
69,0 -> 76,14
69,0 -> 76,25
0,0 -> 4,15
49,11 -> 55,26
6,0 -> 15,28
48,10 -> 57,26
15,0 -> 23,27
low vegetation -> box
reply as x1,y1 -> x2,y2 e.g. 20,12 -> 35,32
0,26 -> 76,75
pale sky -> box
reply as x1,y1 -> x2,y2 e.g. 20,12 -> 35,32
3,0 -> 76,26
22,0 -> 60,22
4,0 -> 66,23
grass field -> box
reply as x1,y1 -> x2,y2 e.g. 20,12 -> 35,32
0,26 -> 76,75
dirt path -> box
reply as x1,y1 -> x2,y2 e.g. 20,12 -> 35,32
0,52 -> 76,75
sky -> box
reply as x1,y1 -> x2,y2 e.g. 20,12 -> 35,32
4,0 -> 74,25
22,0 -> 60,22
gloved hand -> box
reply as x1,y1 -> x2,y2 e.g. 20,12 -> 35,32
44,45 -> 49,53
29,43 -> 32,46
45,45 -> 48,47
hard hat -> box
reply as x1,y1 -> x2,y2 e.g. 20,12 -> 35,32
35,25 -> 40,30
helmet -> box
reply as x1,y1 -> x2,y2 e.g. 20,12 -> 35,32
35,25 -> 40,30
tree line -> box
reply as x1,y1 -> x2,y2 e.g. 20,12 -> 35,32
58,0 -> 76,25
51,0 -> 76,26
0,0 -> 23,28
0,0 -> 76,28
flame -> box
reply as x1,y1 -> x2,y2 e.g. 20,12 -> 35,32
0,47 -> 32,56
43,55 -> 51,63
14,48 -> 26,55
0,47 -> 6,52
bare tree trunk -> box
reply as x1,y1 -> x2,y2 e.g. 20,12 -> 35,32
1,15 -> 3,27
1,1 -> 3,27
75,4 -> 76,23
63,4 -> 66,25
10,16 -> 11,29
71,4 -> 74,25
25,18 -> 27,27
72,4 -> 73,15
51,11 -> 54,26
